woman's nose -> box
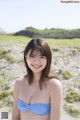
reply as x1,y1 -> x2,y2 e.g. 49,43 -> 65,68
34,58 -> 40,64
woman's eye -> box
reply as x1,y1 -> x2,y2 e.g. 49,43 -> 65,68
40,56 -> 45,59
30,55 -> 35,58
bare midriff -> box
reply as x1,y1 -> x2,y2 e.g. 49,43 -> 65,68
20,111 -> 50,120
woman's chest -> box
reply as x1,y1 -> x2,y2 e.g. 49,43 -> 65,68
19,83 -> 50,104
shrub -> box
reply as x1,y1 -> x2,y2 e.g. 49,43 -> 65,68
52,48 -> 59,52
65,88 -> 80,103
0,91 -> 13,111
74,82 -> 80,88
72,49 -> 78,55
6,55 -> 15,63
63,71 -> 72,79
0,90 -> 13,100
0,76 -> 11,90
64,103 -> 80,117
0,49 -> 11,59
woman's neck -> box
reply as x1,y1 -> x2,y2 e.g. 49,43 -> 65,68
33,72 -> 42,83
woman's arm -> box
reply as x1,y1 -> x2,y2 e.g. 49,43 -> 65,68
49,79 -> 63,120
12,80 -> 21,120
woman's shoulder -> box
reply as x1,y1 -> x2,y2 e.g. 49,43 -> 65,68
14,76 -> 27,89
46,78 -> 62,92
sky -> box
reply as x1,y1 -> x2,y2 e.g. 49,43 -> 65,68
0,0 -> 80,33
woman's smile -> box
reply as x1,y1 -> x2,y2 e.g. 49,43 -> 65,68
31,64 -> 42,68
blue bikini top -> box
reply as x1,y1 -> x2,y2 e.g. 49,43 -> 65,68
17,99 -> 51,116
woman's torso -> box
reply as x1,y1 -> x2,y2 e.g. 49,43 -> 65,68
18,77 -> 50,120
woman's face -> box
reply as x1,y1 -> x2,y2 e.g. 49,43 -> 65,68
26,49 -> 47,73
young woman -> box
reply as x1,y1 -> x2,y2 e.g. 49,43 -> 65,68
12,39 -> 63,120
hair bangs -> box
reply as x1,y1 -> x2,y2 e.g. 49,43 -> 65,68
29,46 -> 46,57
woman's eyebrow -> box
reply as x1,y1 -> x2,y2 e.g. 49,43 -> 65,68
30,53 -> 44,56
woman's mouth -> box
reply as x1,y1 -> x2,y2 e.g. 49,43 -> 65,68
32,65 -> 41,68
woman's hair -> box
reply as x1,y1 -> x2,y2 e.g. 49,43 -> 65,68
24,38 -> 53,89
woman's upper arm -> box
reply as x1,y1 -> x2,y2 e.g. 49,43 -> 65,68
49,79 -> 63,120
12,80 -> 21,120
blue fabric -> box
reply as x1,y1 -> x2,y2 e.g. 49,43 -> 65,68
17,99 -> 51,116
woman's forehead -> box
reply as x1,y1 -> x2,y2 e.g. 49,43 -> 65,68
28,49 -> 42,55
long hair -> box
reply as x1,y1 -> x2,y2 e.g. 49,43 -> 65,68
24,39 -> 53,89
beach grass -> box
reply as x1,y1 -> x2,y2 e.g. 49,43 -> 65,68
0,34 -> 80,48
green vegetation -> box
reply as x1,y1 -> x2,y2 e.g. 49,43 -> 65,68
0,48 -> 16,63
52,48 -> 60,52
0,74 -> 13,110
0,49 -> 11,59
2,95 -> 13,111
0,75 -> 12,90
15,27 -> 80,39
74,82 -> 80,88
62,71 -> 72,79
0,35 -> 80,48
64,103 -> 80,117
6,55 -> 16,63
71,48 -> 78,55
0,90 -> 13,100
0,34 -> 31,44
65,88 -> 80,103
0,90 -> 13,111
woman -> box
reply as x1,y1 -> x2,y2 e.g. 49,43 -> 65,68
12,39 -> 63,120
